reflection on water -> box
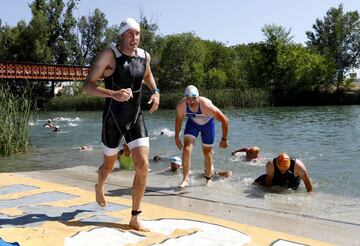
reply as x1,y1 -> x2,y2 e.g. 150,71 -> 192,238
0,106 -> 359,224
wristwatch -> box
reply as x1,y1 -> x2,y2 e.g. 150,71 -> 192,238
153,88 -> 160,94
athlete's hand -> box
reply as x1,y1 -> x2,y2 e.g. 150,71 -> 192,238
112,88 -> 133,102
219,139 -> 228,149
148,92 -> 160,113
175,136 -> 183,150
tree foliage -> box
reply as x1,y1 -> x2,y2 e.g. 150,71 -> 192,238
78,8 -> 111,65
203,40 -> 241,88
25,0 -> 80,64
158,33 -> 207,90
306,4 -> 360,90
0,1 -> 359,106
138,16 -> 162,80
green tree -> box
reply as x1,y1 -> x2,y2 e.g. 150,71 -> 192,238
306,4 -> 360,91
277,44 -> 333,92
203,40 -> 241,88
56,0 -> 81,64
243,24 -> 334,94
0,0 -> 80,64
205,68 -> 227,88
25,0 -> 80,64
78,8 -> 111,65
233,43 -> 263,89
261,24 -> 294,91
0,20 -> 29,61
139,16 -> 160,56
158,33 -> 207,90
138,16 -> 162,81
103,25 -> 120,47
27,0 -> 54,63
239,25 -> 294,91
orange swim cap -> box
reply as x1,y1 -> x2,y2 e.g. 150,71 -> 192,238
276,153 -> 290,169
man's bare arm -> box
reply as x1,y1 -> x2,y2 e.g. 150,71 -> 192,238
175,100 -> 186,150
265,161 -> 274,186
231,148 -> 249,155
83,49 -> 114,98
82,49 -> 132,102
143,52 -> 160,113
296,160 -> 313,192
202,99 -> 228,142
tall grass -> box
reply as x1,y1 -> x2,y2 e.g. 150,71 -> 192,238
46,94 -> 104,111
159,88 -> 270,109
202,88 -> 270,108
0,86 -> 33,156
45,88 -> 270,111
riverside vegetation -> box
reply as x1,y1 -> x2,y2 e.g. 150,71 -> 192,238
1,3 -> 359,106
1,2 -> 360,154
46,87 -> 270,111
0,86 -> 33,156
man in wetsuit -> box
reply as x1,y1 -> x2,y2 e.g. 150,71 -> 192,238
175,85 -> 229,188
82,17 -> 160,231
253,153 -> 313,192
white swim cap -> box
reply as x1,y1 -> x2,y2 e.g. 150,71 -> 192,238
170,156 -> 182,166
119,18 -> 140,36
185,85 -> 199,98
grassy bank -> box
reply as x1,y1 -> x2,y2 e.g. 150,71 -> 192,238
45,94 -> 105,111
45,88 -> 270,111
0,86 -> 33,156
44,87 -> 360,111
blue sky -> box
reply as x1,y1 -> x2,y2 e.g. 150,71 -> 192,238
1,0 -> 359,46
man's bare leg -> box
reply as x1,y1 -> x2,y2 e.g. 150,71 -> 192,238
180,137 -> 194,188
202,145 -> 213,185
128,146 -> 150,232
96,154 -> 117,207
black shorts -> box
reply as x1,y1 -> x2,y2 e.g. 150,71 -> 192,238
101,111 -> 148,149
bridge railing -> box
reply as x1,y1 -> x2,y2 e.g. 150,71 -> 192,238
0,61 -> 92,81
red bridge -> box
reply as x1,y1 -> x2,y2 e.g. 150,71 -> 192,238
0,61 -> 92,81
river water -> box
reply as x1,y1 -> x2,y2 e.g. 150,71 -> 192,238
0,106 -> 359,225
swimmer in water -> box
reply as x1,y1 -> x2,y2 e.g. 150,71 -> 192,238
232,146 -> 260,161
253,153 -> 313,192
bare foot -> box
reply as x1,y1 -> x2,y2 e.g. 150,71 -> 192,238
129,216 -> 149,232
95,184 -> 107,207
179,179 -> 189,188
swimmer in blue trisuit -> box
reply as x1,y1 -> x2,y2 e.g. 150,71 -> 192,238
253,153 -> 313,192
175,85 -> 229,188
83,17 -> 160,231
